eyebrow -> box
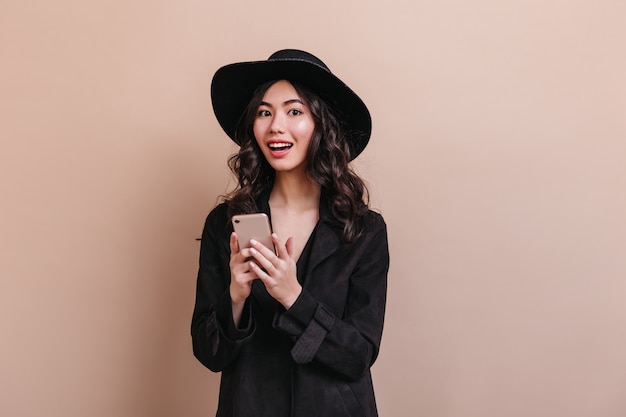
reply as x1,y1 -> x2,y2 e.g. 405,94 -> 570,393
259,99 -> 304,108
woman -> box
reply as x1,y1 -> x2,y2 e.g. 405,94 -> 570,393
191,49 -> 390,417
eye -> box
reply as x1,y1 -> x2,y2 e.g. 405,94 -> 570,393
288,109 -> 303,116
257,109 -> 271,117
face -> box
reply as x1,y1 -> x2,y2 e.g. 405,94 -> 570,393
253,80 -> 315,175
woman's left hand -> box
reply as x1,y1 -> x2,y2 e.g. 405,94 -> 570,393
248,233 -> 302,309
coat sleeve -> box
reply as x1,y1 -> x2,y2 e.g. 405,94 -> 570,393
273,213 -> 390,381
191,206 -> 255,372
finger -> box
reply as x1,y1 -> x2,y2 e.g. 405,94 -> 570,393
249,261 -> 271,283
229,232 -> 240,254
239,268 -> 258,282
270,233 -> 290,259
285,236 -> 294,259
232,257 -> 253,273
249,246 -> 276,274
250,238 -> 277,260
230,247 -> 252,269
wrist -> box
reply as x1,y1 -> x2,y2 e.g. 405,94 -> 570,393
229,287 -> 247,304
231,298 -> 246,328
282,287 -> 302,310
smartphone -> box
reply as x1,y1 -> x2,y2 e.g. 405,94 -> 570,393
232,213 -> 274,252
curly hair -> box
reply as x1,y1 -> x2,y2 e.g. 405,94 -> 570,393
223,80 -> 369,243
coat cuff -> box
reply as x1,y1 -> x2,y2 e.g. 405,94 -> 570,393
215,290 -> 254,342
274,289 -> 335,364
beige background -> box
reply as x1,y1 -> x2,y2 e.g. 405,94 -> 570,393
1,0 -> 625,416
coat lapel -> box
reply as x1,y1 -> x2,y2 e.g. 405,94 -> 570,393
306,203 -> 344,274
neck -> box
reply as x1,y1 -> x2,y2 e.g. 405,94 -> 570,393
270,172 -> 321,211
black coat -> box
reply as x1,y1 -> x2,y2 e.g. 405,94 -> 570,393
191,196 -> 389,417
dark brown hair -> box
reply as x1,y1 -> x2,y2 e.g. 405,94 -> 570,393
224,80 -> 369,243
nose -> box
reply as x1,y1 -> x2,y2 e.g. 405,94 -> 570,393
269,112 -> 285,133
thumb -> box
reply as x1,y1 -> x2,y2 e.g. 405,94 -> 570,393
229,232 -> 241,254
285,237 -> 295,259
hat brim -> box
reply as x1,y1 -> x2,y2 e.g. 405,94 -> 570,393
211,59 -> 371,160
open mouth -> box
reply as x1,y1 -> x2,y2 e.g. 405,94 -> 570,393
268,142 -> 293,151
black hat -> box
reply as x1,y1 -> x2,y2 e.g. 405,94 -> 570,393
210,49 -> 372,160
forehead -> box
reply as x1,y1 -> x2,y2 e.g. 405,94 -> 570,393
261,80 -> 302,102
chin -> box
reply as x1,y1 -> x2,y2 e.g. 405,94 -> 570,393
271,163 -> 306,175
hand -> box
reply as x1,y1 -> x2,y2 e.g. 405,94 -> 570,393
248,233 -> 302,309
228,232 -> 256,304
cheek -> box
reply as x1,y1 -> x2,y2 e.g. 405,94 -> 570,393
253,119 -> 265,142
294,119 -> 315,141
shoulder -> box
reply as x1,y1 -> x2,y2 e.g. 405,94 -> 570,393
206,202 -> 229,221
358,209 -> 387,235
352,210 -> 390,266
343,209 -> 388,249
202,202 -> 231,239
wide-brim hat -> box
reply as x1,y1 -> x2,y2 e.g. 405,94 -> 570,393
210,49 -> 372,160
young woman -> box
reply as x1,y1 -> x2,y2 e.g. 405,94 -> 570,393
191,49 -> 390,417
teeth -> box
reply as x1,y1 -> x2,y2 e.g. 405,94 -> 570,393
269,143 -> 292,150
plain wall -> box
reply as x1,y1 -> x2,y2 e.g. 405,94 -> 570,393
1,1 -> 625,416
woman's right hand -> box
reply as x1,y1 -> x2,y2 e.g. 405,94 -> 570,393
229,232 -> 256,320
